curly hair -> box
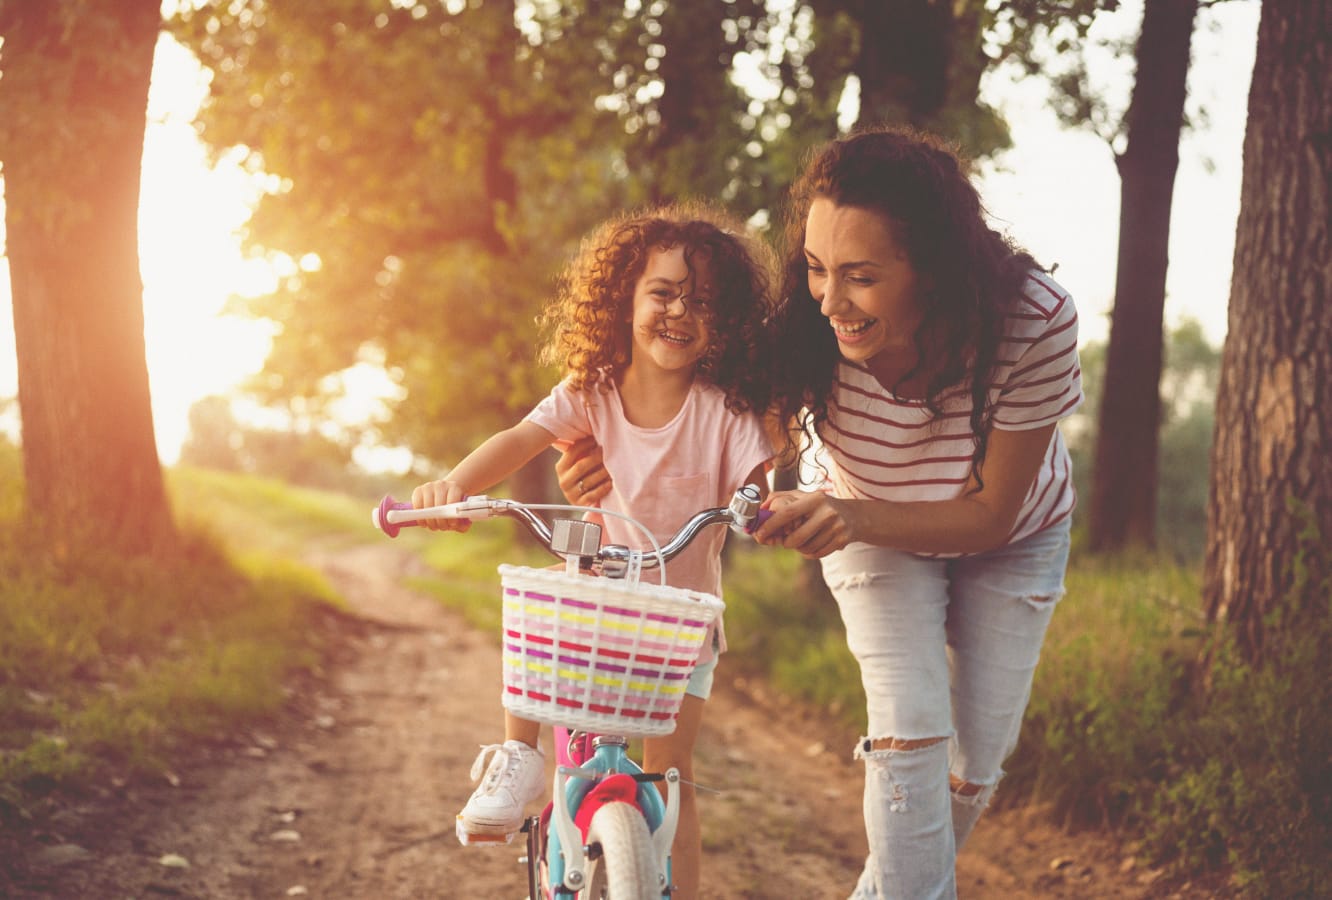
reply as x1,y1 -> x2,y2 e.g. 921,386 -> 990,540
768,124 -> 1042,488
540,200 -> 774,414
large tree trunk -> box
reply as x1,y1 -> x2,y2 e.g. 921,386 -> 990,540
1088,0 -> 1198,553
2,0 -> 176,557
1203,1 -> 1332,662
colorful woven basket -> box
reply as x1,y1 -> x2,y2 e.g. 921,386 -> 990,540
497,565 -> 725,737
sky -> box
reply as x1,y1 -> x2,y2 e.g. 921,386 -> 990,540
0,1 -> 1261,464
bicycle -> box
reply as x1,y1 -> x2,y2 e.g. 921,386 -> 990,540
372,484 -> 770,899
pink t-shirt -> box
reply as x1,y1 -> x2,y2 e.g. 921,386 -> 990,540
525,376 -> 773,662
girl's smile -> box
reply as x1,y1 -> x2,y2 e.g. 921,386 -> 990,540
630,245 -> 714,375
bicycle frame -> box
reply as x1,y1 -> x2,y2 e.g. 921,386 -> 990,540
528,734 -> 679,898
374,485 -> 770,898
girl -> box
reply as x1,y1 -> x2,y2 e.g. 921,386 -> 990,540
411,201 -> 774,900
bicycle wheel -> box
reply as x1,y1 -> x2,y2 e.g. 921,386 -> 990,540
582,801 -> 660,899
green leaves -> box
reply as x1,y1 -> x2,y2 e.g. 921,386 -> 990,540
165,0 -> 1088,469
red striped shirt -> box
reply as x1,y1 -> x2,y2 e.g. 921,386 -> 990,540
817,271 -> 1083,554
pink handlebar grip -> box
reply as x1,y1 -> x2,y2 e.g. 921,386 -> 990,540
373,494 -> 417,538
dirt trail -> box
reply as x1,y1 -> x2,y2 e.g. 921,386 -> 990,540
7,541 -> 1191,898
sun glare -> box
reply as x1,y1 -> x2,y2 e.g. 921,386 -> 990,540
0,5 -> 1259,467
137,36 -> 277,463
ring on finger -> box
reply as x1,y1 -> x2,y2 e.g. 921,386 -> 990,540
578,479 -> 586,494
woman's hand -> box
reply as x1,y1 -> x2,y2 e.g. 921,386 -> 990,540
753,489 -> 857,558
411,479 -> 472,533
556,436 -> 613,506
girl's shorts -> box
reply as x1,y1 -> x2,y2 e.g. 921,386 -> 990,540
684,629 -> 722,700
684,652 -> 717,700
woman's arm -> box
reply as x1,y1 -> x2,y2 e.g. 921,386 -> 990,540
412,421 -> 556,531
555,435 -> 613,505
754,423 -> 1056,557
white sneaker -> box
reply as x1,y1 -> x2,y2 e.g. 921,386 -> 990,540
457,740 -> 546,836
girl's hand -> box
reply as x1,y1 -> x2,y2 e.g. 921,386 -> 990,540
556,436 -> 613,506
411,479 -> 472,533
753,489 -> 856,559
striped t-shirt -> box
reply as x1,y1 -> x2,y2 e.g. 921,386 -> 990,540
817,270 -> 1083,553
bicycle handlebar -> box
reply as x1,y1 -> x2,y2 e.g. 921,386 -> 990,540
372,485 -> 772,580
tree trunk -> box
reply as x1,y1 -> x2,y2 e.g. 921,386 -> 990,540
1203,1 -> 1332,662
2,0 -> 176,557
854,0 -> 949,127
1088,0 -> 1198,553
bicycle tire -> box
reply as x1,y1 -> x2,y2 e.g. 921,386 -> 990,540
582,801 -> 660,899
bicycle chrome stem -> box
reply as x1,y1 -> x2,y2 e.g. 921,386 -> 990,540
555,484 -> 765,579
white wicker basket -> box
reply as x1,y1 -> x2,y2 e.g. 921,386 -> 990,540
497,565 -> 725,737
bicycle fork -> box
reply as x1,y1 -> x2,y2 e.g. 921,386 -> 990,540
541,736 -> 680,897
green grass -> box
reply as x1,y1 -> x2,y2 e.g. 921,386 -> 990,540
1002,553 -> 1206,822
0,450 -> 347,813
5,441 -> 1326,894
409,521 -> 552,632
719,543 -> 863,729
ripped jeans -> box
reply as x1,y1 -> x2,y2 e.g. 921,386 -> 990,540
821,519 -> 1071,900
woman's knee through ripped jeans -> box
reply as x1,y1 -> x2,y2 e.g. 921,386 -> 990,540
822,520 -> 1070,900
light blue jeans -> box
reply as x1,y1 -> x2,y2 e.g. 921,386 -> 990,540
821,519 -> 1071,900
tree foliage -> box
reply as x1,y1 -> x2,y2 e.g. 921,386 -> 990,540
168,0 -> 1098,470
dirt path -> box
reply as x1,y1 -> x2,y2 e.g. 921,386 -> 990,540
7,541 -> 1192,898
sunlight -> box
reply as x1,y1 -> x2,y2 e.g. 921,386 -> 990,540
0,4 -> 1259,468
137,35 -> 277,463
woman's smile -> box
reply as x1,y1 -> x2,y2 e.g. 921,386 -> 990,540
804,197 -> 928,362
831,316 -> 878,343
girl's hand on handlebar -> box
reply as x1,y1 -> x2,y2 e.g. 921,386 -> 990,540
753,490 -> 854,559
411,479 -> 473,533
556,436 -> 613,506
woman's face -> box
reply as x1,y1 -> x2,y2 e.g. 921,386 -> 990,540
628,244 -> 715,376
803,197 -> 928,364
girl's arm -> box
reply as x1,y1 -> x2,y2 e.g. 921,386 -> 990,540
412,421 -> 556,531
754,423 -> 1056,557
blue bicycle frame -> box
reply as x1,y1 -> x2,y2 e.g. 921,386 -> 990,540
532,734 -> 679,898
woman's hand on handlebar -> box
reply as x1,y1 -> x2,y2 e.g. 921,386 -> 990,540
411,479 -> 473,533
556,436 -> 613,506
753,489 -> 855,559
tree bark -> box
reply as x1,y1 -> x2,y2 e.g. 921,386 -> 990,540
1203,1 -> 1332,661
1088,0 -> 1198,553
2,0 -> 176,557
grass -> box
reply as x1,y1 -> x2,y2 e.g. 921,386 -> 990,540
0,449 -> 349,814
4,443 -> 1326,895
408,519 -> 551,633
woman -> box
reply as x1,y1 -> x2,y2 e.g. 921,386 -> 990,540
560,125 -> 1082,899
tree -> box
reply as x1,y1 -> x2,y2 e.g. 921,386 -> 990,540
0,0 -> 177,556
170,1 -> 774,469
1203,0 -> 1331,662
998,1 -> 1216,553
832,0 -> 1011,155
1088,0 -> 1199,553
169,0 -> 1102,479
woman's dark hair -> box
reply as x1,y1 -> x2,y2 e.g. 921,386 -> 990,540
540,200 -> 774,414
768,124 -> 1040,487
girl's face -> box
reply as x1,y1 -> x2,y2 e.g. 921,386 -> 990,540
628,244 -> 715,377
803,197 -> 929,364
